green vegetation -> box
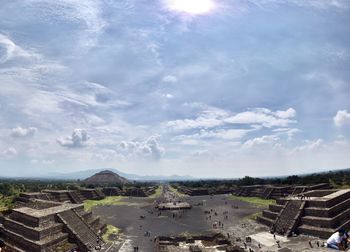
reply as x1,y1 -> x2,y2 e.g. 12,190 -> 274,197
102,225 -> 121,242
148,185 -> 163,198
51,242 -> 76,252
172,168 -> 350,188
229,195 -> 276,207
0,179 -> 80,197
168,185 -> 188,197
0,194 -> 14,211
84,196 -> 126,211
246,212 -> 262,221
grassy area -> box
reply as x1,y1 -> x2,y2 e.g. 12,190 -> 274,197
102,225 -> 121,242
148,185 -> 163,198
168,185 -> 188,197
228,195 -> 276,207
84,196 -> 126,211
0,195 -> 14,211
246,212 -> 262,221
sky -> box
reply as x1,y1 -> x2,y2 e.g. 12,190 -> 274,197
0,0 -> 350,178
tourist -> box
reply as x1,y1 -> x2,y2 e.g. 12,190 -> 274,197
327,228 -> 347,250
341,230 -> 350,249
0,240 -> 5,252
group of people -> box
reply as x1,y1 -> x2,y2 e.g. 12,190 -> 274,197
327,228 -> 350,250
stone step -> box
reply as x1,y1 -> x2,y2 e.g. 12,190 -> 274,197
4,227 -> 68,252
57,209 -> 102,251
262,210 -> 278,220
298,219 -> 350,239
301,208 -> 350,229
298,224 -> 335,239
274,200 -> 304,236
3,217 -> 64,241
256,215 -> 274,226
269,204 -> 283,213
304,197 -> 350,218
3,242 -> 26,252
68,191 -> 83,204
276,199 -> 287,205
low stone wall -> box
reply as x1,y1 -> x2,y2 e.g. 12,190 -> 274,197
10,211 -> 42,227
304,198 -> 350,218
269,204 -> 283,212
304,190 -> 336,197
4,218 -> 63,241
102,187 -> 122,196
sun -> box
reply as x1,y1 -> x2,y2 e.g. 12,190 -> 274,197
167,0 -> 215,15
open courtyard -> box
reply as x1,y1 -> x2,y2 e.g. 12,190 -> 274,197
90,185 -> 337,252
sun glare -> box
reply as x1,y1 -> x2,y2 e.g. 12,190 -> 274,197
168,0 -> 215,15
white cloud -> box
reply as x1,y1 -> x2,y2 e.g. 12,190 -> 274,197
167,107 -> 297,131
272,127 -> 300,139
57,129 -> 90,148
292,139 -> 324,152
24,0 -> 106,46
175,128 -> 251,141
118,135 -> 165,160
225,108 -> 296,128
2,147 -> 18,158
167,107 -> 229,130
334,110 -> 350,127
30,159 -> 55,165
249,0 -> 350,10
11,126 -> 38,137
162,75 -> 178,83
243,135 -> 280,149
0,34 -> 40,64
275,108 -> 296,119
163,93 -> 174,99
192,150 -> 209,156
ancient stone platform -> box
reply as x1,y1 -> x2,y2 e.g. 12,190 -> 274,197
234,183 -> 331,199
16,188 -> 105,206
157,202 -> 192,210
0,195 -> 105,251
257,189 -> 350,238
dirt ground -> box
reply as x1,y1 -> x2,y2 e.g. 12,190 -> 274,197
92,189 -> 337,252
93,193 -> 265,251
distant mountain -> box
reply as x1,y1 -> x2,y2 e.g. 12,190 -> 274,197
83,170 -> 130,185
43,168 -> 196,181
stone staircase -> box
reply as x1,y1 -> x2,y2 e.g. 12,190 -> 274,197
291,186 -> 306,195
57,209 -> 102,252
79,189 -> 105,201
274,200 -> 305,236
262,187 -> 274,199
68,191 -> 83,204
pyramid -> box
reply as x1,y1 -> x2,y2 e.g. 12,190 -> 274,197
83,170 -> 130,185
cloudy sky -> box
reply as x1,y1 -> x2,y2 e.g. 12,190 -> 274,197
0,0 -> 350,178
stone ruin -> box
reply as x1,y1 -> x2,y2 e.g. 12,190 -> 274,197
124,188 -> 148,197
102,186 -> 158,197
173,186 -> 235,196
257,189 -> 350,238
155,233 -> 244,252
234,183 -> 331,199
101,187 -> 123,197
15,189 -> 105,206
156,202 -> 192,211
0,189 -> 106,252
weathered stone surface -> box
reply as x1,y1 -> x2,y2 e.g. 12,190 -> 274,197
258,189 -> 350,239
1,192 -> 104,252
